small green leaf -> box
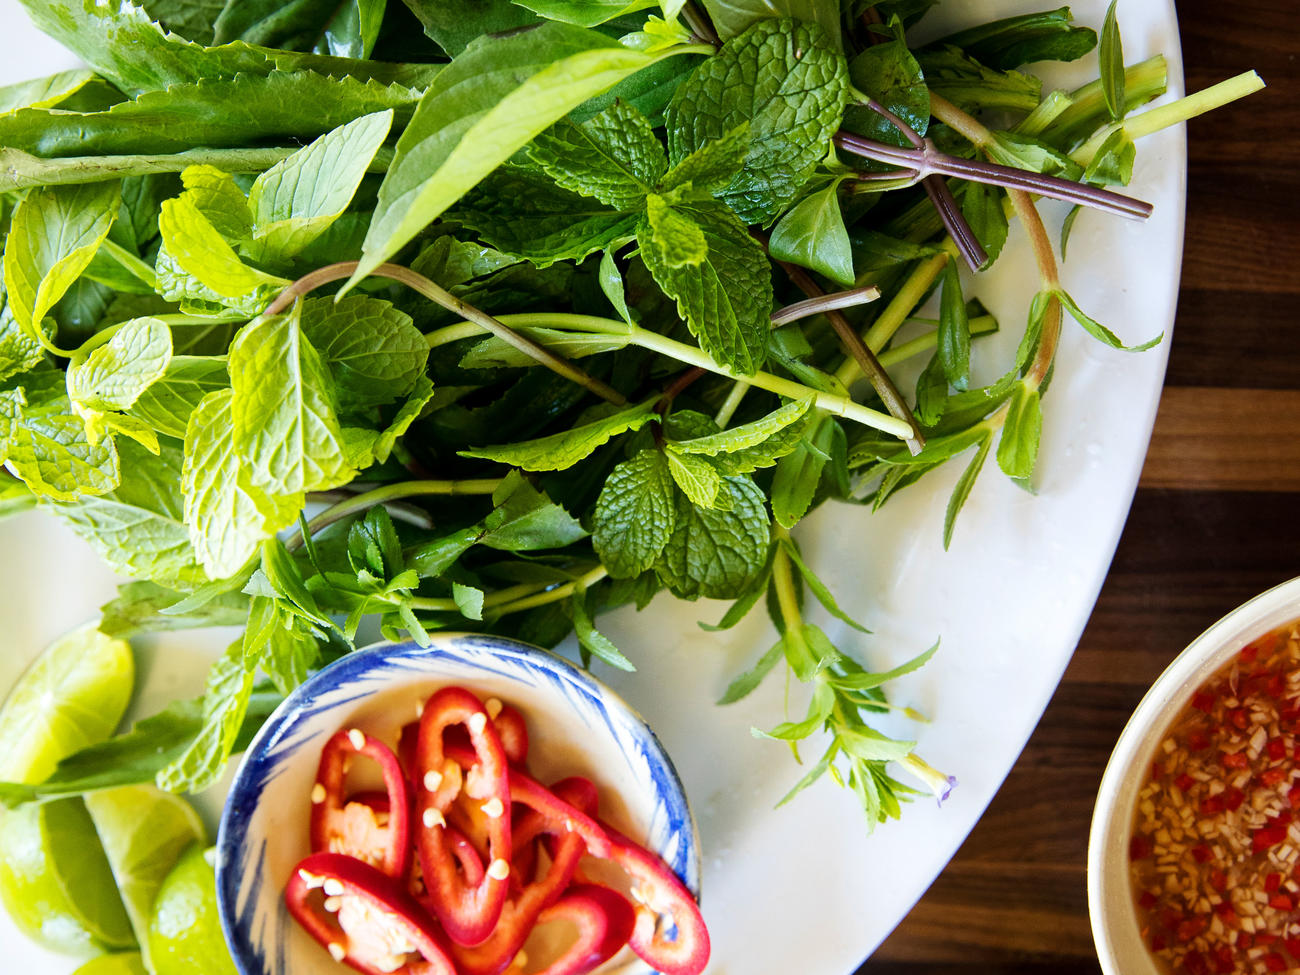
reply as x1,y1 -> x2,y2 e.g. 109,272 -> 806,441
67,317 -> 172,413
943,432 -> 991,548
770,414 -> 835,528
666,450 -> 723,508
128,357 -> 230,440
1099,0 -> 1125,121
1055,288 -> 1162,352
717,637 -> 784,704
299,296 -> 429,411
515,0 -> 656,26
3,181 -> 121,346
658,122 -> 751,197
767,181 -> 854,288
960,181 -> 1008,266
452,582 -> 485,621
937,260 -> 970,391
178,165 -> 253,243
247,110 -> 393,261
644,195 -> 708,268
995,382 -> 1041,483
779,538 -> 869,633
845,20 -> 929,148
571,584 -> 635,671
157,640 -> 254,793
158,194 -> 287,299
529,101 -> 667,210
599,247 -> 635,324
461,401 -> 656,472
592,448 -> 677,578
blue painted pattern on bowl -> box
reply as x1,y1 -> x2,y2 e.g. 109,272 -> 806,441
215,633 -> 701,975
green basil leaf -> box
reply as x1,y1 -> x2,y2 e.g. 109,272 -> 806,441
247,110 -> 393,261
68,317 -> 172,413
592,448 -> 677,578
665,19 -> 848,222
655,474 -> 769,599
460,401 -> 656,472
638,199 -> 773,375
354,23 -> 682,285
768,181 -> 854,287
229,304 -> 355,496
2,181 -> 121,344
528,100 -> 667,210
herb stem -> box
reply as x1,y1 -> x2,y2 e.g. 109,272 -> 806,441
680,1 -> 720,47
713,380 -> 751,428
492,566 -> 611,616
770,287 -> 881,326
1072,70 -> 1266,166
267,262 -> 627,405
287,478 -> 502,550
497,313 -> 914,439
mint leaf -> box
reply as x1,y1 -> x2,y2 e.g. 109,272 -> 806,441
666,19 -> 848,222
844,20 -> 929,148
247,110 -> 393,261
701,0 -> 842,47
0,289 -> 47,384
768,180 -> 855,287
178,165 -> 253,244
0,382 -> 120,501
229,304 -> 355,497
299,296 -> 429,412
643,195 -> 708,268
100,580 -> 248,639
341,375 -> 436,469
2,181 -> 121,345
158,194 -> 287,300
667,450 -> 724,508
455,167 -> 640,268
50,440 -> 205,586
460,401 -> 657,472
658,122 -> 751,198
183,389 -> 295,580
671,397 -> 812,473
656,474 -> 770,599
529,101 -> 667,210
129,356 -> 230,440
638,199 -> 773,375
592,448 -> 676,579
354,23 -> 683,285
67,317 -> 172,413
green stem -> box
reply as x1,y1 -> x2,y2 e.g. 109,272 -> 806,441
1072,70 -> 1266,166
408,565 -> 611,615
286,478 -> 502,551
497,313 -> 914,440
875,315 -> 998,369
714,380 -> 751,428
98,238 -> 158,290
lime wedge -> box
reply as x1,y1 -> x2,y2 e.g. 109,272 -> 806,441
0,622 -> 134,784
85,785 -> 207,963
147,845 -> 239,975
74,953 -> 148,975
0,798 -> 135,953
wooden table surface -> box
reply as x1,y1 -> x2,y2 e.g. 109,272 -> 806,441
858,0 -> 1299,972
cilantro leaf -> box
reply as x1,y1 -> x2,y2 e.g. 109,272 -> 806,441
529,101 -> 668,210
592,448 -> 677,579
638,198 -> 773,375
666,19 -> 848,223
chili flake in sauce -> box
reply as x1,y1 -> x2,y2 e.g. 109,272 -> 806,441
1130,619 -> 1300,975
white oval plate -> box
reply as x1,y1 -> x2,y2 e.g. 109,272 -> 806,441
0,1 -> 1185,972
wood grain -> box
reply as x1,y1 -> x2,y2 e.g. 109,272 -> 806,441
858,0 -> 1299,971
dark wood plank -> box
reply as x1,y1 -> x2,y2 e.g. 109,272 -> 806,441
1164,290 -> 1300,390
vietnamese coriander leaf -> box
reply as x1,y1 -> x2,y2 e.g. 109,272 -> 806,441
665,18 -> 849,223
460,400 -> 657,471
1100,1 -> 1126,121
2,180 -> 121,349
937,260 -> 970,391
246,110 -> 394,261
995,382 -> 1041,485
844,18 -> 929,148
352,22 -> 694,287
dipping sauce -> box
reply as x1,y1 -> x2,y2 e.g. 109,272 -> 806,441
1130,618 -> 1300,975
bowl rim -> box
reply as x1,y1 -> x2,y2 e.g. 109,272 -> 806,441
1088,574 -> 1300,974
214,630 -> 701,975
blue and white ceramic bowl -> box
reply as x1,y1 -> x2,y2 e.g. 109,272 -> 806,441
215,633 -> 701,975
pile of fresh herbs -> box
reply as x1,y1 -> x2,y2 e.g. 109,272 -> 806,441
0,0 -> 1261,827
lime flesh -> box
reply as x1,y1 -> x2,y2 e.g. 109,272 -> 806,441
147,845 -> 239,975
73,953 -> 149,975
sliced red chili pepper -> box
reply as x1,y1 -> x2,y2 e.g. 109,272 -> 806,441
286,852 -> 456,975
451,778 -> 598,975
311,729 -> 411,879
529,884 -> 636,975
415,687 -> 512,947
585,822 -> 710,975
